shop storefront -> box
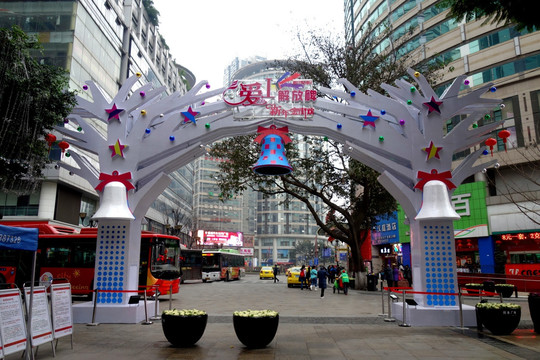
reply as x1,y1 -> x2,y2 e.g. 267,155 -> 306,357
452,182 -> 492,273
494,231 -> 540,276
372,212 -> 401,272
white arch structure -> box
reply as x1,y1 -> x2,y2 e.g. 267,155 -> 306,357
57,69 -> 502,324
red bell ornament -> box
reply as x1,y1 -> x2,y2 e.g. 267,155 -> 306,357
485,137 -> 497,156
498,129 -> 511,152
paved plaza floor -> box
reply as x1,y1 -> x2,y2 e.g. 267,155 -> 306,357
7,274 -> 539,360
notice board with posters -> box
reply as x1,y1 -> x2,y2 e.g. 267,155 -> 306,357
23,286 -> 54,347
50,283 -> 73,339
0,288 -> 27,356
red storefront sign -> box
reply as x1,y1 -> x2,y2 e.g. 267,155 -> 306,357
505,263 -> 540,277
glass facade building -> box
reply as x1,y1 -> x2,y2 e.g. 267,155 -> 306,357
0,0 -> 196,236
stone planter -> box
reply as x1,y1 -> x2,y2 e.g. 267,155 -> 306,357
476,304 -> 521,335
528,293 -> 540,334
161,313 -> 208,347
233,314 -> 279,348
464,283 -> 483,294
495,284 -> 515,298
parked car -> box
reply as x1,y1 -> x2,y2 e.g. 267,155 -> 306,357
286,266 -> 302,288
259,266 -> 274,280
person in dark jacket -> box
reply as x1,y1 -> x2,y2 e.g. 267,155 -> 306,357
273,264 -> 280,283
317,266 -> 329,298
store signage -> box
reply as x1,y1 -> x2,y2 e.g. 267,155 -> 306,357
452,182 -> 489,238
239,248 -> 253,256
223,73 -> 316,120
371,212 -> 399,245
505,263 -> 540,276
500,232 -> 540,241
196,230 -> 243,246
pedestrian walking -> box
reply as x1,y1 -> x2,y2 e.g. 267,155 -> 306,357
317,265 -> 329,298
384,264 -> 393,288
310,267 -> 318,291
299,265 -> 306,290
328,265 -> 336,285
273,264 -> 280,283
404,265 -> 412,286
338,269 -> 350,295
393,264 -> 399,287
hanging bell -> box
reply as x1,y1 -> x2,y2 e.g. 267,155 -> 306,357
252,134 -> 293,175
92,181 -> 135,220
415,180 -> 460,221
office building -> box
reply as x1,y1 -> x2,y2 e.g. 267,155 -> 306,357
0,0 -> 196,236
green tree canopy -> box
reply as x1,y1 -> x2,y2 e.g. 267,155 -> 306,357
440,0 -> 539,31
209,26 -> 435,274
0,26 -> 76,193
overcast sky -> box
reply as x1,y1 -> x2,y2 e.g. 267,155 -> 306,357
153,0 -> 344,88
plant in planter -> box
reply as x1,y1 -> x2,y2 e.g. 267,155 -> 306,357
495,284 -> 515,298
464,283 -> 483,294
528,292 -> 540,333
475,302 -> 521,335
233,309 -> 279,348
161,309 -> 208,347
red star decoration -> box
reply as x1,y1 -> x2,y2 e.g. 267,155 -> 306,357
109,139 -> 127,158
422,141 -> 442,160
423,96 -> 443,114
360,110 -> 379,128
105,104 -> 124,121
181,106 -> 200,124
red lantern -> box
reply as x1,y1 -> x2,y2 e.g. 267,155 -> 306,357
45,133 -> 56,153
498,129 -> 511,152
485,137 -> 497,156
58,141 -> 69,154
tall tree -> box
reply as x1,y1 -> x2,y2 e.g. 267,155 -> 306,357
210,27 -> 431,275
0,26 -> 76,193
439,0 -> 539,31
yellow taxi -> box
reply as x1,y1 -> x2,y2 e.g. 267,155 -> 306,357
259,266 -> 274,280
286,266 -> 303,288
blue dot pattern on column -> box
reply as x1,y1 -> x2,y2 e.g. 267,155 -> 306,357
96,224 -> 127,304
423,224 -> 457,307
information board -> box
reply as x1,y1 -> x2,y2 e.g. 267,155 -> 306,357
50,284 -> 73,339
24,286 -> 53,347
0,288 -> 27,356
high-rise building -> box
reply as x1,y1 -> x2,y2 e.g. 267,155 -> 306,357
345,0 -> 540,272
0,0 -> 196,236
223,56 -> 267,87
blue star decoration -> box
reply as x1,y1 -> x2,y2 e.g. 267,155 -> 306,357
360,110 -> 379,128
181,106 -> 200,124
423,96 -> 443,114
105,104 -> 124,122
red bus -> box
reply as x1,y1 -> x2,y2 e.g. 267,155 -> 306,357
202,249 -> 245,282
0,221 -> 183,297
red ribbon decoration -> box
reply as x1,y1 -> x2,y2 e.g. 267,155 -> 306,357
95,170 -> 135,192
254,125 -> 292,144
414,169 -> 456,191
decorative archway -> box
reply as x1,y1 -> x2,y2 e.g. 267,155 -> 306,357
57,69 -> 503,324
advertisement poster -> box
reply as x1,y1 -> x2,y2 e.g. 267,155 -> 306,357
24,286 -> 53,347
0,288 -> 27,356
50,284 -> 73,339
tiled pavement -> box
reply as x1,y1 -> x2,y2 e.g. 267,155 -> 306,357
8,274 -> 539,360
